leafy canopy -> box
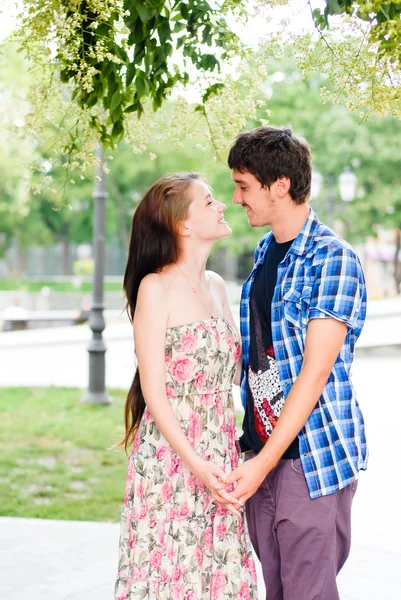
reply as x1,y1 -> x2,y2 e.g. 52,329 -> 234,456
16,0 -> 245,148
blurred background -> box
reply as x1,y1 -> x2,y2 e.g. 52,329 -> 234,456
0,0 -> 400,599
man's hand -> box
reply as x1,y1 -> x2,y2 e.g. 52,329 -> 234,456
224,456 -> 268,505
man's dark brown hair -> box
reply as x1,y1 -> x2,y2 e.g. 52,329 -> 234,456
228,126 -> 312,204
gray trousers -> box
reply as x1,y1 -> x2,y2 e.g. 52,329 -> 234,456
245,454 -> 357,600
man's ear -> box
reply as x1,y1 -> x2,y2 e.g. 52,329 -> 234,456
274,177 -> 291,197
176,221 -> 191,236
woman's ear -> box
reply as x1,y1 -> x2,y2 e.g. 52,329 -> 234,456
176,221 -> 191,236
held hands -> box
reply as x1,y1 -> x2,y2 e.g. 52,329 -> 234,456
190,458 -> 243,517
221,455 -> 268,507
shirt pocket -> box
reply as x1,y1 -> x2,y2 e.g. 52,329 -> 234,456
282,285 -> 313,328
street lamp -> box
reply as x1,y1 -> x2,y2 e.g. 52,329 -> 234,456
310,166 -> 357,229
82,145 -> 112,405
338,166 -> 358,203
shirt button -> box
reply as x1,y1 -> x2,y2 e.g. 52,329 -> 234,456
277,345 -> 282,349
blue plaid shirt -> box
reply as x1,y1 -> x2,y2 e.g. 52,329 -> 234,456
240,208 -> 368,499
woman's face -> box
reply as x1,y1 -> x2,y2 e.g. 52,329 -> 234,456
182,179 -> 231,242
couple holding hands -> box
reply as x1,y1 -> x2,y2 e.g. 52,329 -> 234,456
115,126 -> 367,600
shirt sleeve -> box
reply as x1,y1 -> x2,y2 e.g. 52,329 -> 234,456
308,247 -> 364,330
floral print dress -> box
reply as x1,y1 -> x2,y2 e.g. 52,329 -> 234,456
115,316 -> 258,600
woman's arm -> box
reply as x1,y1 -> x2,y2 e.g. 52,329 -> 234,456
134,273 -> 241,514
208,271 -> 242,385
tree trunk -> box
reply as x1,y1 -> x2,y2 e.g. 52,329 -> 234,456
394,227 -> 401,296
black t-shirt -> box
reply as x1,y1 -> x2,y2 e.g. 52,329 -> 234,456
239,237 -> 300,459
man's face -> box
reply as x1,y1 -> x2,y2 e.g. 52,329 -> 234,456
231,170 -> 274,228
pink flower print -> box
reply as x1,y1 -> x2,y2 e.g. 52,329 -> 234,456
216,503 -> 228,516
156,445 -> 171,462
161,568 -> 171,583
129,532 -> 136,550
165,353 -> 171,363
144,408 -> 153,424
133,430 -> 141,453
194,370 -> 206,390
194,544 -> 204,567
228,416 -> 236,441
197,481 -> 206,495
239,582 -> 251,600
172,562 -> 185,583
167,546 -> 176,561
203,494 -> 212,513
220,421 -> 227,434
179,501 -> 190,519
161,481 -> 173,503
250,558 -> 257,584
226,335 -> 235,347
166,385 -> 176,399
172,584 -> 185,600
167,456 -> 182,478
180,331 -> 197,353
149,519 -> 156,528
237,518 -> 244,538
216,521 -> 227,539
158,520 -> 166,546
150,547 -> 163,570
186,475 -> 197,493
214,329 -> 220,343
132,566 -> 147,582
188,410 -> 202,445
185,592 -> 196,600
233,344 -> 241,363
169,356 -> 194,383
138,501 -> 148,520
210,570 -> 226,599
168,506 -> 178,520
197,323 -> 207,332
215,395 -> 224,416
136,480 -> 144,498
201,393 -> 214,408
204,527 -> 213,549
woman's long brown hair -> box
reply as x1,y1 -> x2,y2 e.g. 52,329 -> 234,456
121,172 -> 201,451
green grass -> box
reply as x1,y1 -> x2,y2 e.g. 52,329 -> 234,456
0,280 -> 123,292
0,387 -> 245,523
0,387 -> 128,522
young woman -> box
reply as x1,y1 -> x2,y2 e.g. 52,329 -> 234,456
115,173 -> 257,600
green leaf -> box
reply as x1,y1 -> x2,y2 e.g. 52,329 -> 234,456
86,92 -> 99,108
157,16 -> 172,44
111,119 -> 124,140
202,83 -> 224,103
110,91 -> 122,111
135,75 -> 149,98
136,3 -> 156,22
124,103 -> 138,113
126,63 -> 136,87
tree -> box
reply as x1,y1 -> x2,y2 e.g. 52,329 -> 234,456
257,0 -> 401,119
14,0 -> 248,175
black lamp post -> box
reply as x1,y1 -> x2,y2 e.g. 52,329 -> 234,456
82,145 -> 112,405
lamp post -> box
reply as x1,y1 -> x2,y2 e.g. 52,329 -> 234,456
82,145 -> 112,405
310,166 -> 357,229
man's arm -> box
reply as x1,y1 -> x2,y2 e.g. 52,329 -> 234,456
224,317 -> 347,504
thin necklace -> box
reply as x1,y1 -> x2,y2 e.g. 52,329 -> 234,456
176,264 -> 214,317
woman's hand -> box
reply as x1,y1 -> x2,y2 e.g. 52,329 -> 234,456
190,457 -> 243,517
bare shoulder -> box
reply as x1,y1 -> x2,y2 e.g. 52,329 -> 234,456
207,270 -> 226,290
137,273 -> 168,307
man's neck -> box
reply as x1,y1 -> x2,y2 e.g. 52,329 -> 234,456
271,203 -> 310,243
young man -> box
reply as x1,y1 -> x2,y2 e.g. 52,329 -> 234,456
225,126 -> 368,599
